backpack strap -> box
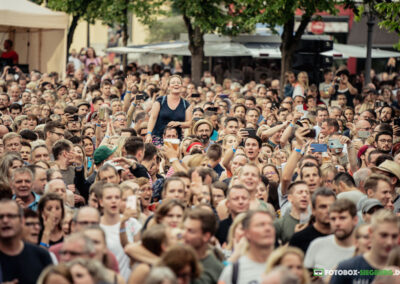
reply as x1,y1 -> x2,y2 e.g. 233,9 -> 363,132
232,261 -> 239,284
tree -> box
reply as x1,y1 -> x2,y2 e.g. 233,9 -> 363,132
171,1 -> 232,84
46,0 -> 103,55
232,0 -> 357,93
147,16 -> 187,43
375,2 -> 400,50
97,0 -> 165,68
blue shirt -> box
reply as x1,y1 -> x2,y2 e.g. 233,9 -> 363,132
12,192 -> 41,212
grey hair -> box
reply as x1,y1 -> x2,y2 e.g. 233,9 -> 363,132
63,232 -> 96,255
353,168 -> 372,188
11,167 -> 33,182
145,267 -> 178,284
44,178 -> 66,193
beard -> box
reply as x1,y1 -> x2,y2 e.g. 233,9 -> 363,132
335,227 -> 355,241
198,135 -> 210,144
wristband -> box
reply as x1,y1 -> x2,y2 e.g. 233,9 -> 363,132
105,135 -> 110,138
126,91 -> 132,94
232,146 -> 236,153
120,228 -> 126,234
132,102 -> 137,107
147,131 -> 152,135
96,123 -> 101,127
75,165 -> 84,171
169,158 -> 178,163
290,123 -> 295,128
40,242 -> 50,248
294,148 -> 302,154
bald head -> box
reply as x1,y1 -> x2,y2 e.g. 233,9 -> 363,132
0,125 -> 9,138
355,120 -> 371,132
72,206 -> 100,232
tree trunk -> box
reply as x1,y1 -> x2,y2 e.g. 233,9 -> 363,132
279,14 -> 311,97
183,16 -> 204,85
67,15 -> 80,59
122,0 -> 129,72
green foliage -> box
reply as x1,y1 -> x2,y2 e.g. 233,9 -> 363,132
376,2 -> 400,50
146,16 -> 187,43
98,0 -> 165,28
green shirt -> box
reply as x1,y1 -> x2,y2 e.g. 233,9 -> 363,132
193,252 -> 224,284
274,213 -> 299,245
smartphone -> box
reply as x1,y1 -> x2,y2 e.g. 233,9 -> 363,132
304,128 -> 316,138
328,138 -> 344,149
375,101 -> 385,108
296,105 -> 304,112
72,115 -> 80,121
126,195 -> 137,210
207,107 -> 218,112
153,74 -> 160,81
244,128 -> 257,137
219,94 -> 229,99
358,131 -> 370,139
136,95 -> 144,101
311,144 -> 328,153
331,100 -> 340,107
394,118 -> 400,126
191,93 -> 200,98
99,107 -> 105,120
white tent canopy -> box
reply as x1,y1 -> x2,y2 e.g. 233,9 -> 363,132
321,43 -> 400,59
0,0 -> 68,74
107,41 -> 400,60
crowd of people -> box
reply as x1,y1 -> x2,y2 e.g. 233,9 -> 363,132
0,44 -> 400,284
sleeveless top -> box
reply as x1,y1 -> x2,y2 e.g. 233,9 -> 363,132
153,95 -> 189,139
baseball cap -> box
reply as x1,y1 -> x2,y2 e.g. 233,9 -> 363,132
361,199 -> 384,214
93,145 -> 117,165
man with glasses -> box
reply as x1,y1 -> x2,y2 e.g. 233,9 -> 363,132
0,199 -> 52,284
374,131 -> 393,154
50,205 -> 120,273
22,209 -> 41,244
59,232 -> 96,263
43,121 -> 65,152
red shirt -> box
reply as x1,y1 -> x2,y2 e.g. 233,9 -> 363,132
1,50 -> 19,64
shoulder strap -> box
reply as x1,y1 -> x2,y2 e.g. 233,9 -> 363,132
162,95 -> 166,105
232,261 -> 239,284
183,98 -> 187,108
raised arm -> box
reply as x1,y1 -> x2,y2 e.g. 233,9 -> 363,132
145,101 -> 161,143
281,128 -> 308,195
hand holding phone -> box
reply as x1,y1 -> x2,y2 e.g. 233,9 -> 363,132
126,195 -> 137,210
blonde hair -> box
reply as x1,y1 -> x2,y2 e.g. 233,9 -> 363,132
226,213 -> 248,250
188,154 -> 208,168
370,209 -> 399,230
265,246 -> 310,284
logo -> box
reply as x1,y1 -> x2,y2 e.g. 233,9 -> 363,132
313,269 -> 324,276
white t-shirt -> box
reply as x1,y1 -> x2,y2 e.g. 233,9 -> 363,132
218,255 -> 266,284
100,217 -> 142,281
304,234 -> 355,272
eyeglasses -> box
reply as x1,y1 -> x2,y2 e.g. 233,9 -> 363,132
59,250 -> 86,257
51,131 -> 65,137
25,221 -> 41,227
0,214 -> 20,220
378,139 -> 392,144
76,221 -> 99,226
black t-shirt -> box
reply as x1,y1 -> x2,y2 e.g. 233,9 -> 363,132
330,255 -> 376,284
289,224 -> 328,253
0,242 -> 53,284
215,215 -> 233,245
